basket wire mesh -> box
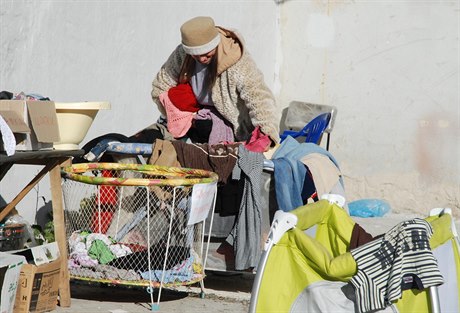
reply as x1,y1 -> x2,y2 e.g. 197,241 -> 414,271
61,163 -> 217,309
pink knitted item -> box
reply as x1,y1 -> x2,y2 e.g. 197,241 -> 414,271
160,92 -> 194,138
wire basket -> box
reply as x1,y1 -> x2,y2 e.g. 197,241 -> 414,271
61,162 -> 218,308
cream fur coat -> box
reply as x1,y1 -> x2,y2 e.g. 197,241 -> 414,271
151,29 -> 280,143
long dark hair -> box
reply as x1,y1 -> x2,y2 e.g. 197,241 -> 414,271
179,49 -> 218,97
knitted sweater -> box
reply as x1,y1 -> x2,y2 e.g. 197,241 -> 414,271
151,28 -> 280,143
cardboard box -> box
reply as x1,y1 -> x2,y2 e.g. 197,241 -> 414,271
0,252 -> 26,313
0,100 -> 60,151
13,242 -> 61,313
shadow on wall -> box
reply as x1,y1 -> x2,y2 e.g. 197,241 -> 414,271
279,107 -> 289,132
35,199 -> 54,230
0,195 -> 53,228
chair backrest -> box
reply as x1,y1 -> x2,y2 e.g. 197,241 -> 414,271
280,112 -> 331,144
302,112 -> 331,144
284,101 -> 337,134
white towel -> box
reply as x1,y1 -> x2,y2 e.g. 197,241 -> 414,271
300,153 -> 341,198
0,115 -> 16,156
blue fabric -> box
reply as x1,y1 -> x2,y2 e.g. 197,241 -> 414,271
273,136 -> 340,168
272,158 -> 306,212
107,142 -> 153,155
85,138 -> 121,161
272,136 -> 342,212
80,133 -> 130,162
140,255 -> 195,283
86,141 -> 153,162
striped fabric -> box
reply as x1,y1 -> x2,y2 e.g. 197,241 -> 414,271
350,218 -> 444,313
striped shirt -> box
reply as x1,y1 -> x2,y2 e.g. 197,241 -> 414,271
349,218 -> 444,313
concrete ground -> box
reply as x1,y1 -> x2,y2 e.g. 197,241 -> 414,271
54,271 -> 253,313
53,212 -> 459,313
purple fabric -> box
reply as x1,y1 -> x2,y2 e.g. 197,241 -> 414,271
195,108 -> 234,144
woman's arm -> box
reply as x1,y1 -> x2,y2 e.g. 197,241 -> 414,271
151,45 -> 185,116
234,52 -> 280,143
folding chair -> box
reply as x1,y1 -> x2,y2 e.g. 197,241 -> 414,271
280,112 -> 331,144
282,101 -> 337,150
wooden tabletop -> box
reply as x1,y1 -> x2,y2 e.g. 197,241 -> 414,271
0,149 -> 84,165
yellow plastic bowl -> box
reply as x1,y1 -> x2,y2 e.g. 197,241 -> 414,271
54,101 -> 111,150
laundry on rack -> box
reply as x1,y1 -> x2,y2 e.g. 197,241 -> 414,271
69,263 -> 141,281
148,138 -> 181,167
193,107 -> 235,144
271,157 -> 306,212
68,231 -> 133,268
226,145 -> 264,270
244,126 -> 271,153
350,218 -> 444,312
139,252 -> 202,283
75,123 -> 173,163
107,245 -> 191,271
271,136 -> 345,212
300,153 -> 342,199
171,140 -> 240,184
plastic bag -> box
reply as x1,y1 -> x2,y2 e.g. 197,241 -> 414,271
3,214 -> 37,248
348,199 -> 391,218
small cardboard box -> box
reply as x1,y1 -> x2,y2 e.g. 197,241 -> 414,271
13,242 -> 61,313
0,100 -> 60,151
0,252 -> 26,313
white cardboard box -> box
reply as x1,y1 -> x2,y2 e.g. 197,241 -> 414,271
0,252 -> 27,313
0,100 -> 60,151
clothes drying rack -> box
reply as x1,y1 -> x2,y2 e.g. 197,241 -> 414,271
61,162 -> 218,311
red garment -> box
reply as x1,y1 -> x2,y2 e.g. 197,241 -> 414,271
160,92 -> 194,138
244,126 -> 271,152
168,83 -> 199,112
98,170 -> 117,205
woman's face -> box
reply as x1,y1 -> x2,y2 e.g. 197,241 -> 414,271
191,48 -> 217,65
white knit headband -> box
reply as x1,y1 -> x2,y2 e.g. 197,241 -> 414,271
182,34 -> 220,56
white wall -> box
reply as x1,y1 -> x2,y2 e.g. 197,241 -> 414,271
277,1 -> 459,217
1,0 -> 458,224
0,1 -> 278,223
